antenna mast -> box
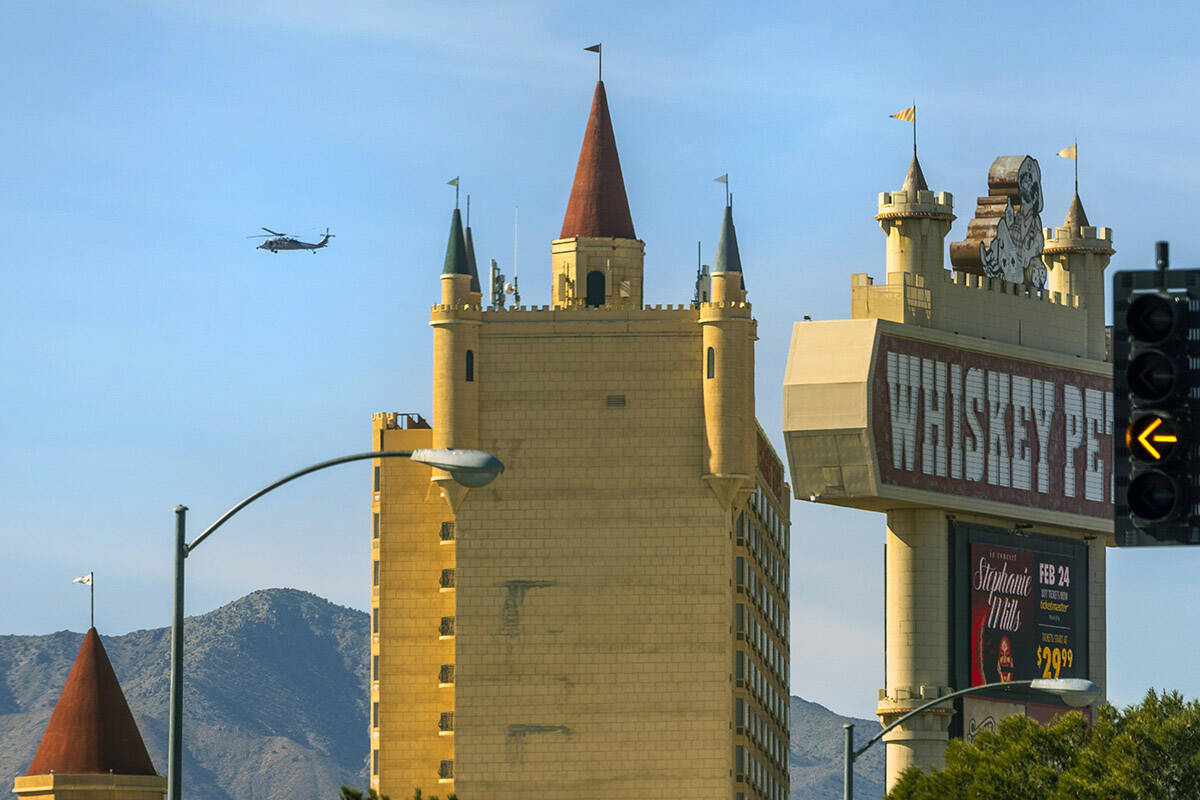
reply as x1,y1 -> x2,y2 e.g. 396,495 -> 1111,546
512,207 -> 521,306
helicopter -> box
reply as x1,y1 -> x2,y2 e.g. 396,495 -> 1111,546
247,227 -> 335,253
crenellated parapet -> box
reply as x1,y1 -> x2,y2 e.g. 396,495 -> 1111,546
1042,214 -> 1114,361
877,187 -> 956,281
851,267 -> 1096,358
1043,224 -> 1114,256
875,189 -> 955,221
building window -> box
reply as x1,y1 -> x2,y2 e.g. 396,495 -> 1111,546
438,760 -> 454,780
585,270 -> 605,306
440,521 -> 456,542
736,650 -> 745,680
736,697 -> 745,726
465,349 -> 474,382
372,749 -> 379,775
440,616 -> 456,636
736,745 -> 745,773
373,560 -> 380,586
373,466 -> 380,492
372,512 -> 379,539
439,664 -> 455,684
372,608 -> 379,633
736,603 -> 745,633
372,701 -> 379,728
440,569 -> 456,589
373,655 -> 379,681
439,712 -> 455,732
707,346 -> 715,379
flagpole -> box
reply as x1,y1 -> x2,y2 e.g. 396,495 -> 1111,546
90,574 -> 94,629
913,101 -> 917,157
1074,140 -> 1079,194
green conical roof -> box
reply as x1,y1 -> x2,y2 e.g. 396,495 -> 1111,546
442,208 -> 470,277
714,204 -> 742,272
464,225 -> 482,293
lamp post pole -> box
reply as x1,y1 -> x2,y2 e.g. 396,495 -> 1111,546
841,678 -> 1100,800
165,448 -> 503,800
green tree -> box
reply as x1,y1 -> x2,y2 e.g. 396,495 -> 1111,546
339,788 -> 458,800
887,690 -> 1200,800
339,788 -> 389,800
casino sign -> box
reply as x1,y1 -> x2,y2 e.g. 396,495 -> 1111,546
783,318 -> 1113,533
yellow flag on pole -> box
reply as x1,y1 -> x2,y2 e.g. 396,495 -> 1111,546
890,106 -> 916,122
1057,144 -> 1077,159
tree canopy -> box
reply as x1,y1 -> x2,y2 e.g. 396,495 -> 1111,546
887,690 -> 1200,800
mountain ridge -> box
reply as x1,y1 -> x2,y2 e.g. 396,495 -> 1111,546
1,588 -> 882,799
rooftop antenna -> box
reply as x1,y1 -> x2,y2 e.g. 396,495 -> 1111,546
512,207 -> 521,306
585,43 -> 601,81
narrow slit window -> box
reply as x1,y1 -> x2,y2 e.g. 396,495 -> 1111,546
465,349 -> 474,382
707,347 -> 715,379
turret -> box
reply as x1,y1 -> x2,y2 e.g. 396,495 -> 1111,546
14,629 -> 166,800
552,81 -> 645,308
1043,192 -> 1114,360
431,207 -> 481,509
876,154 -> 955,284
701,199 -> 755,508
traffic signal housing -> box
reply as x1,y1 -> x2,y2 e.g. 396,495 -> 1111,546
1113,264 -> 1200,545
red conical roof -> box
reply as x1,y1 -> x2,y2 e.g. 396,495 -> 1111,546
26,629 -> 158,777
560,81 -> 636,240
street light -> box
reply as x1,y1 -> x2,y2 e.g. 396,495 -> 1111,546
841,678 -> 1101,800
166,448 -> 503,800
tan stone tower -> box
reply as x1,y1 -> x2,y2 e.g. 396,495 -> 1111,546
784,155 -> 1113,790
372,81 -> 791,800
14,629 -> 166,800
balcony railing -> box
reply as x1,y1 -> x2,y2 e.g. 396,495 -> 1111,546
439,664 -> 456,684
439,569 -> 456,589
439,712 -> 455,732
439,617 -> 455,637
440,522 -> 456,542
438,760 -> 454,780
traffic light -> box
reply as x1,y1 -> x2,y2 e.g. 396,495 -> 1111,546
1113,242 -> 1200,545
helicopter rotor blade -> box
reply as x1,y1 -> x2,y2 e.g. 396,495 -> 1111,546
261,227 -> 286,236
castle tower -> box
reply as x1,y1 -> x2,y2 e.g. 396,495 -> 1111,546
875,154 -> 956,287
702,199 -> 755,506
1043,191 -> 1114,360
551,80 -> 646,308
431,207 -> 481,509
14,629 -> 166,800
373,80 -> 790,800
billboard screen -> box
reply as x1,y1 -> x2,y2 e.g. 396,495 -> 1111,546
953,521 -> 1088,703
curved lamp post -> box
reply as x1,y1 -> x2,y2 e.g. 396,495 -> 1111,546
842,678 -> 1101,800
166,448 -> 504,800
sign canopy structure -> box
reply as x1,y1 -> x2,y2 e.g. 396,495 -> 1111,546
783,155 -> 1114,790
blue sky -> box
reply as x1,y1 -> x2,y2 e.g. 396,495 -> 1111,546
3,0 -> 1199,719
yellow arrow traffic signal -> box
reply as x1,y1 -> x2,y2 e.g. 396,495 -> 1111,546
1127,415 -> 1181,461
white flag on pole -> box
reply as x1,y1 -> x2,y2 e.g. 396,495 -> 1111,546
73,573 -> 93,586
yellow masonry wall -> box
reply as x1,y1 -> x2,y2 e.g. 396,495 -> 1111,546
371,418 -> 455,797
